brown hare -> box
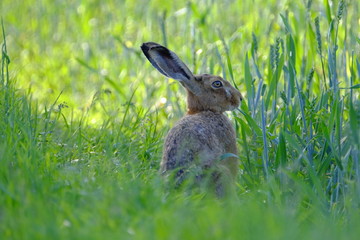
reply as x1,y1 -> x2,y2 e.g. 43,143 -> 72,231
141,42 -> 243,195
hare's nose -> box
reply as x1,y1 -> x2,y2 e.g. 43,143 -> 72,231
239,93 -> 243,101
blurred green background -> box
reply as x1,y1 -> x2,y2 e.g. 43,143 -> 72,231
1,0 -> 360,239
1,0 -> 357,123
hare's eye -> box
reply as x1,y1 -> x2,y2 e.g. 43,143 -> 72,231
212,80 -> 223,88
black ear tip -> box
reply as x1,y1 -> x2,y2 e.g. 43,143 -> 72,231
140,43 -> 150,53
141,42 -> 163,52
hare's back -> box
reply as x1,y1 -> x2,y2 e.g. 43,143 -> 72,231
161,111 -> 237,173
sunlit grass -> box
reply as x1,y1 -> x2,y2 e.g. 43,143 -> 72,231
1,0 -> 360,239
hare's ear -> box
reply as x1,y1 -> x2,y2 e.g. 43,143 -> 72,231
141,42 -> 201,95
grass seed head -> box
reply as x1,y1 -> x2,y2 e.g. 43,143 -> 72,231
275,37 -> 281,69
337,0 -> 345,21
252,32 -> 258,54
314,16 -> 323,55
270,44 -> 275,70
306,0 -> 313,11
307,67 -> 315,84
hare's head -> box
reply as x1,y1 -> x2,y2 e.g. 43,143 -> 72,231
141,42 -> 243,114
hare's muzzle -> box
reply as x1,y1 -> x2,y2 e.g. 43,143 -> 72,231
226,92 -> 242,111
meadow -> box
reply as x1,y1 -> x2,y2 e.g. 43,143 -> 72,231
1,0 -> 359,239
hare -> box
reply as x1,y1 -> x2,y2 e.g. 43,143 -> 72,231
141,42 -> 243,195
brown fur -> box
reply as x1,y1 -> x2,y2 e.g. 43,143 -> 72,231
186,74 -> 242,114
161,74 -> 242,192
161,110 -> 239,177
140,42 -> 242,194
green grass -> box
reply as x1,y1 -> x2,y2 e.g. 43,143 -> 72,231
1,0 -> 360,239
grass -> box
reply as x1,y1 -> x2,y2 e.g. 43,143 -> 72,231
1,0 -> 360,239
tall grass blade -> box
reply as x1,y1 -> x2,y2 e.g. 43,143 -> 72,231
261,99 -> 269,178
244,53 -> 253,113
